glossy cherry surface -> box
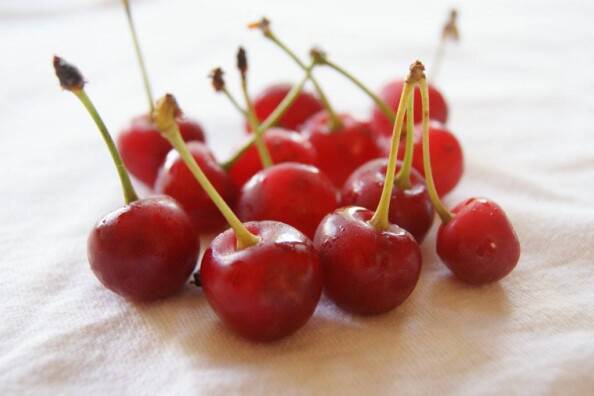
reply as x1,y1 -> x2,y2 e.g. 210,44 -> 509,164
437,198 -> 520,285
341,158 -> 434,242
314,207 -> 422,315
200,221 -> 322,341
228,128 -> 317,188
379,123 -> 463,197
88,196 -> 199,302
236,163 -> 339,239
371,80 -> 448,137
249,83 -> 323,132
155,141 -> 236,234
301,111 -> 381,187
118,114 -> 206,187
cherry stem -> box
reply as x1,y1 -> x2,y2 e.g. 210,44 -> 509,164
221,64 -> 314,170
311,49 -> 395,123
430,9 -> 459,83
369,69 -> 415,231
419,78 -> 453,223
237,48 -> 273,168
396,92 -> 415,189
209,67 -> 247,116
53,56 -> 139,204
154,94 -> 260,250
122,0 -> 154,114
250,19 -> 342,130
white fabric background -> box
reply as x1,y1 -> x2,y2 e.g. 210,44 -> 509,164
1,0 -> 593,394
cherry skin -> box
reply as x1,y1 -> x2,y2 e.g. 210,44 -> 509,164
88,196 -> 199,302
155,141 -> 237,234
228,128 -> 317,188
314,207 -> 422,315
117,114 -> 206,187
236,163 -> 339,239
200,221 -> 322,341
301,111 -> 381,187
341,158 -> 434,242
437,198 -> 521,285
247,83 -> 324,132
371,81 -> 448,137
379,123 -> 464,197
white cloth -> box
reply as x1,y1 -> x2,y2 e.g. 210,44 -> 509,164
1,0 -> 593,395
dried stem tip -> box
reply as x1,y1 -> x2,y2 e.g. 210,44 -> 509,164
53,56 -> 85,91
442,9 -> 460,41
406,61 -> 426,84
309,47 -> 328,65
236,47 -> 248,77
247,17 -> 271,36
153,93 -> 181,132
209,67 -> 225,92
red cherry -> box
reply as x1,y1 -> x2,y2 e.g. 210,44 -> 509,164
371,80 -> 448,137
88,196 -> 199,302
228,128 -> 317,188
236,163 -> 339,239
117,114 -> 206,187
379,123 -> 463,197
437,198 -> 520,285
301,111 -> 381,187
341,158 -> 434,242
248,83 -> 323,132
314,207 -> 421,315
200,221 -> 322,341
155,141 -> 237,234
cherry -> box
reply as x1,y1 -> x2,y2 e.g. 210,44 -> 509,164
250,83 -> 323,132
237,163 -> 339,239
314,63 -> 424,315
378,123 -> 464,197
210,63 -> 317,188
341,159 -> 434,242
228,128 -> 317,187
371,82 -> 448,137
414,69 -> 520,285
117,115 -> 205,187
153,94 -> 322,341
117,0 -> 206,187
54,57 -> 199,302
200,221 -> 322,341
301,111 -> 381,186
437,198 -> 520,284
155,141 -> 237,234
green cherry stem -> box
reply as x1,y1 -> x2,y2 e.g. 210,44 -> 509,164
396,92 -> 415,189
310,48 -> 395,123
122,0 -> 154,113
53,56 -> 138,204
154,94 -> 260,250
419,78 -> 453,223
209,68 -> 247,117
237,47 -> 273,168
430,9 -> 459,83
368,65 -> 418,231
249,18 -> 342,130
221,63 -> 314,170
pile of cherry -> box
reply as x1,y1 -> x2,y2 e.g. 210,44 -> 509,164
53,4 -> 520,342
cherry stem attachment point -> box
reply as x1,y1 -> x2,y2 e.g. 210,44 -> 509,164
237,47 -> 273,168
249,18 -> 342,130
311,48 -> 395,124
396,92 -> 415,189
419,78 -> 453,223
122,0 -> 154,114
369,62 -> 422,230
221,63 -> 315,170
153,94 -> 260,250
209,68 -> 247,117
53,56 -> 138,204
